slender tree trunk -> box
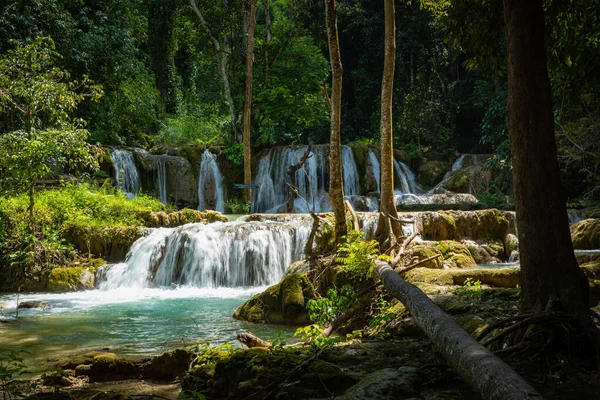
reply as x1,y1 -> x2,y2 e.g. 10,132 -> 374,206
242,0 -> 257,202
503,0 -> 588,314
376,0 -> 402,243
325,0 -> 346,244
373,259 -> 544,400
190,0 -> 238,139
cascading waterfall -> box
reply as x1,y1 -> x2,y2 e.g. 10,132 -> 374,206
342,146 -> 360,196
253,145 -> 361,213
111,149 -> 140,197
393,160 -> 420,194
98,218 -> 313,289
368,149 -> 381,192
154,155 -> 168,204
198,150 -> 225,213
451,154 -> 466,172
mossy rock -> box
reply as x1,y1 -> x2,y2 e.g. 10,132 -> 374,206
444,165 -> 492,194
456,315 -> 487,337
581,261 -> 600,279
404,267 -> 520,288
233,273 -> 317,325
73,353 -> 137,383
434,241 -> 476,268
63,224 -> 145,262
141,349 -> 195,381
418,209 -> 514,242
407,245 -> 443,269
570,219 -> 600,250
47,267 -> 94,292
417,161 -> 449,187
141,209 -> 227,227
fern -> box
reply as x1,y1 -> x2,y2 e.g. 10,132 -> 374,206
335,231 -> 379,282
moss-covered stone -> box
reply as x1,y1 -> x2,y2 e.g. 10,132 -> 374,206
434,240 -> 476,268
417,161 -> 450,187
418,209 -> 514,241
63,224 -> 145,262
140,349 -> 195,381
444,165 -> 492,195
403,267 -> 520,288
570,219 -> 600,250
73,353 -> 137,383
47,267 -> 94,292
233,273 -> 317,325
407,245 -> 443,269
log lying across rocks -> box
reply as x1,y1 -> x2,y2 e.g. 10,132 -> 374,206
372,259 -> 544,400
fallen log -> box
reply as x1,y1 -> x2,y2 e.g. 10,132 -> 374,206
237,332 -> 272,348
372,258 -> 544,400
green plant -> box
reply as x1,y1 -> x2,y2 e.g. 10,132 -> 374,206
306,285 -> 355,326
268,330 -> 288,352
457,277 -> 484,300
293,325 -> 339,350
224,143 -> 244,166
0,351 -> 37,400
336,231 -> 379,282
368,295 -> 398,337
224,198 -> 250,214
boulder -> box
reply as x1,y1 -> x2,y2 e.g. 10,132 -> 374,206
463,240 -> 501,264
18,300 -> 50,309
233,273 -> 317,325
570,219 -> 600,250
406,245 -> 443,269
73,353 -> 137,382
63,224 -> 145,262
504,233 -> 519,258
434,241 -> 477,268
417,209 -> 515,242
340,367 -> 419,400
444,165 -> 492,194
141,349 -> 195,381
48,267 -> 95,292
417,161 -> 450,188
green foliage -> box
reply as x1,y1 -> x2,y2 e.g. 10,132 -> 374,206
0,351 -> 38,400
335,231 -> 379,282
368,295 -> 398,337
306,285 -> 355,326
224,198 -> 250,214
457,277 -> 484,300
224,143 -> 245,166
159,112 -> 228,147
0,184 -> 166,289
268,330 -> 288,352
293,325 -> 339,349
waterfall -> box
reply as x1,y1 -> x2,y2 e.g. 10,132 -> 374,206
342,146 -> 360,196
111,149 -> 140,197
98,218 -> 313,289
367,149 -> 381,192
154,155 -> 168,204
451,154 -> 466,172
198,150 -> 225,213
252,145 -> 331,213
393,160 -> 420,194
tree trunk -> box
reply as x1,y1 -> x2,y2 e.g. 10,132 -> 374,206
503,0 -> 588,314
325,0 -> 346,244
373,259 -> 544,400
376,0 -> 402,244
242,0 -> 257,203
190,0 -> 238,139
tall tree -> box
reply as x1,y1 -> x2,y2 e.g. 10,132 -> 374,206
242,0 -> 257,202
503,0 -> 588,315
376,0 -> 402,245
325,0 -> 346,244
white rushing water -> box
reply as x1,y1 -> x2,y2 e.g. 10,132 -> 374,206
451,154 -> 466,172
111,149 -> 140,196
198,149 -> 225,213
368,149 -> 381,192
252,145 -> 361,213
393,159 -> 420,194
98,218 -> 312,290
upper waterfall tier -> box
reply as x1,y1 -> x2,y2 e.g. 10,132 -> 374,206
198,149 -> 225,213
111,149 -> 140,197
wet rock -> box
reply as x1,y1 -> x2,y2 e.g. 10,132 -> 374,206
395,193 -> 478,207
463,240 -> 499,264
73,353 -> 137,382
18,300 -> 50,309
570,219 -> 600,250
444,165 -> 492,195
141,349 -> 195,381
233,273 -> 317,325
339,367 -> 420,400
417,161 -> 450,188
503,233 -> 519,258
